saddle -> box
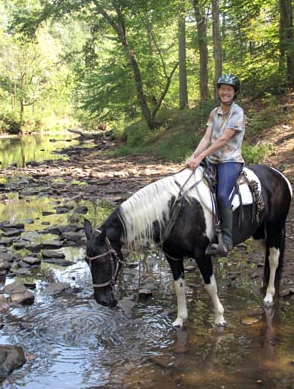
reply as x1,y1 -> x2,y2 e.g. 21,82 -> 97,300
201,159 -> 264,246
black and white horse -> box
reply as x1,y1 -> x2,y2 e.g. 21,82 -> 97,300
84,165 -> 292,327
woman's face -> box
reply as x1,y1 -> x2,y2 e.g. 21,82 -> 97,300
218,84 -> 235,105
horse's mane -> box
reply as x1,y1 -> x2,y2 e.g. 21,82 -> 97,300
118,168 -> 198,246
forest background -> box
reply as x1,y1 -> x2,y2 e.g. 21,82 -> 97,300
0,0 -> 293,164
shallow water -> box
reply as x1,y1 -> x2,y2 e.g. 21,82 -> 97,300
0,194 -> 293,389
0,132 -> 80,168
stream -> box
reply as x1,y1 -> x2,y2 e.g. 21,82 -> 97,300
0,134 -> 293,389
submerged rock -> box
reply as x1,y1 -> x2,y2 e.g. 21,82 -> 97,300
0,344 -> 26,382
43,282 -> 71,295
4,280 -> 35,305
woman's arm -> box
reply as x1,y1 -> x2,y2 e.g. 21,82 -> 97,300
186,127 -> 235,169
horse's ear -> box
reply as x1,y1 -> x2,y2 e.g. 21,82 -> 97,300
84,219 -> 93,240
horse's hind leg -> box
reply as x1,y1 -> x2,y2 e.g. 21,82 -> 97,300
195,256 -> 226,326
263,223 -> 286,306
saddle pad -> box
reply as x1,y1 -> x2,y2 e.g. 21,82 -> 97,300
231,167 -> 262,210
192,166 -> 262,213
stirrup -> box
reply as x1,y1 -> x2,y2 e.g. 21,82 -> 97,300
205,242 -> 229,257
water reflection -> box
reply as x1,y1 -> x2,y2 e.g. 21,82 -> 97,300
0,133 -> 80,168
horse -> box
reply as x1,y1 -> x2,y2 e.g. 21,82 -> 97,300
84,164 -> 292,327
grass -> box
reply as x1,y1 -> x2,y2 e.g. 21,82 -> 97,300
115,93 -> 291,165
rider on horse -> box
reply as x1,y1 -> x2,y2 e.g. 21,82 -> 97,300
186,74 -> 245,256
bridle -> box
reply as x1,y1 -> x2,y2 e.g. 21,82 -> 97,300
85,234 -> 122,289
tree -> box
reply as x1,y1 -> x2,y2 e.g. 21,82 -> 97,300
211,0 -> 222,100
192,0 -> 209,101
279,0 -> 294,87
13,0 -> 180,129
178,10 -> 188,109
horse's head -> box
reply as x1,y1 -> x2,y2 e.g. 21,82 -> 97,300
84,219 -> 122,308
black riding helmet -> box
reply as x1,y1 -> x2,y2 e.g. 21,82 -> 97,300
217,74 -> 240,97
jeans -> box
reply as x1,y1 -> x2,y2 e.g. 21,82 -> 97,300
215,162 -> 243,208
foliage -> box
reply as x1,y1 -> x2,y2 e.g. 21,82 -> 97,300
115,95 -> 284,165
0,0 -> 291,139
116,101 -> 214,161
242,141 -> 274,164
0,113 -> 21,134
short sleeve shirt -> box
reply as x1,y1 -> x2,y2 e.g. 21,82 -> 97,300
206,102 -> 245,164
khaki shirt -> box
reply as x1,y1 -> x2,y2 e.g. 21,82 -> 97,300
207,102 -> 245,164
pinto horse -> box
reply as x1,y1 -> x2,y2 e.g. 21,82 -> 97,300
84,164 -> 292,327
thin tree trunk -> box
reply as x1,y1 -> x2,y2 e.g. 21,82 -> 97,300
212,0 -> 222,100
193,0 -> 209,101
279,0 -> 294,87
178,12 -> 188,109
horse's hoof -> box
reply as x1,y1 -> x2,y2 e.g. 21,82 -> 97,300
263,299 -> 274,307
215,321 -> 227,327
172,318 -> 184,327
263,294 -> 274,307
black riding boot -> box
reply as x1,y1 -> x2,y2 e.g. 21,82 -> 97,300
206,206 -> 233,257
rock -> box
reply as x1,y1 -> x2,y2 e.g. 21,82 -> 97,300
0,259 -> 10,271
10,290 -> 34,304
241,316 -> 261,326
42,211 -> 55,216
42,240 -> 63,250
0,238 -> 14,247
42,258 -> 75,267
1,229 -> 23,238
138,288 -> 153,299
13,241 -> 27,250
23,281 -> 36,290
0,344 -> 26,380
22,256 -> 41,266
0,222 -> 25,230
4,280 -> 27,295
42,249 -> 65,259
117,296 -> 137,316
43,282 -> 71,295
74,205 -> 88,214
3,280 -> 35,305
9,268 -> 31,276
25,243 -> 43,253
0,295 -> 10,311
61,231 -> 85,242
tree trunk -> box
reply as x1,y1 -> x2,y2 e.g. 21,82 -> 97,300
93,1 -> 155,129
178,12 -> 188,109
212,0 -> 222,100
193,0 -> 209,101
279,0 -> 294,87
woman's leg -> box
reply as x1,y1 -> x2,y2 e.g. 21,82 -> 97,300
216,162 -> 243,207
208,162 -> 243,256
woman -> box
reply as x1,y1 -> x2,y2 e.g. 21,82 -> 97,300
186,74 -> 245,256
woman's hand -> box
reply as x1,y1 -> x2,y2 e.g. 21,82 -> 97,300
186,153 -> 204,169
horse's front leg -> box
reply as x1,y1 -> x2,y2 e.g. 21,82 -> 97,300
195,256 -> 226,326
166,256 -> 187,327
